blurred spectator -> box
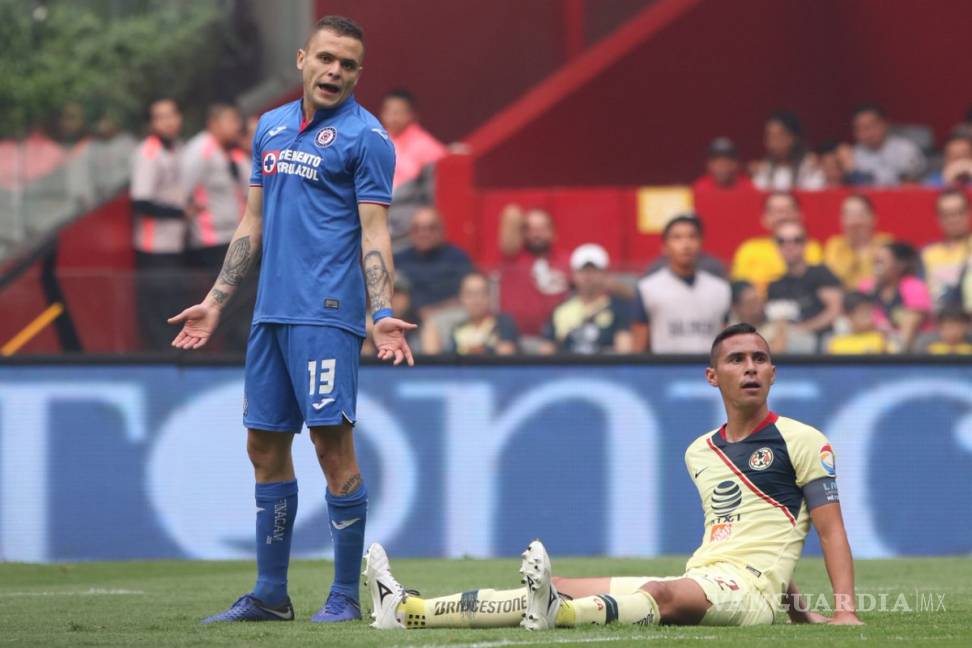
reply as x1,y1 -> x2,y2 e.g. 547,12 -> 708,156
181,104 -> 248,272
52,102 -> 96,209
498,204 -> 570,337
925,131 -> 972,188
817,140 -> 871,187
539,244 -> 631,354
730,192 -> 823,294
381,89 -> 445,250
0,129 -> 64,190
915,306 -> 972,354
826,292 -> 887,354
393,207 -> 473,317
823,194 -> 893,289
131,97 -> 186,351
692,137 -> 754,191
440,272 -> 519,355
88,112 -> 137,200
921,188 -> 971,306
766,220 -> 843,350
847,103 -> 926,185
241,114 -> 260,156
380,89 -> 447,190
750,111 -> 825,191
859,242 -> 932,352
729,280 -> 765,327
631,215 -> 730,353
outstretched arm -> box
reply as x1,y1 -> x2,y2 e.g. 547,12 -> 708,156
810,502 -> 863,625
360,202 -> 416,366
168,186 -> 263,349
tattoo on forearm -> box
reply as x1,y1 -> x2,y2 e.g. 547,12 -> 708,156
338,473 -> 362,495
218,236 -> 252,286
209,288 -> 228,305
363,250 -> 390,312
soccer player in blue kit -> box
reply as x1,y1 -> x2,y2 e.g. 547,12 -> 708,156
168,16 -> 416,623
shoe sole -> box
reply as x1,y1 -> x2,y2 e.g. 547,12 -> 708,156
519,539 -> 558,630
363,543 -> 404,629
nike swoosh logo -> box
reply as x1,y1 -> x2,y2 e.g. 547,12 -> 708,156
694,467 -> 709,479
257,604 -> 293,620
331,517 -> 361,530
268,125 -> 287,137
312,398 -> 335,411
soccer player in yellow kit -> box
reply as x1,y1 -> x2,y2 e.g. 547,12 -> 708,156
365,323 -> 863,630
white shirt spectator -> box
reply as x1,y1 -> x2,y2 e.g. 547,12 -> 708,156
853,134 -> 926,186
632,267 -> 731,353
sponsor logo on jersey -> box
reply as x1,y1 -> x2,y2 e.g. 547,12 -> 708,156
820,444 -> 836,476
709,522 -> 733,542
710,480 -> 742,516
748,447 -> 774,471
262,150 -> 279,175
267,125 -> 287,138
316,126 -> 337,148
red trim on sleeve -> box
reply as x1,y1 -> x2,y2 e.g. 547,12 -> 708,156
706,436 -> 796,526
249,183 -> 263,187
718,411 -> 778,441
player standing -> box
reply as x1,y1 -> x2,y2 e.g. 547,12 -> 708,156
366,323 -> 862,629
168,15 -> 414,623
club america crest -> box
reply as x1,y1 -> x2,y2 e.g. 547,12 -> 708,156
316,127 -> 337,148
748,447 -> 774,470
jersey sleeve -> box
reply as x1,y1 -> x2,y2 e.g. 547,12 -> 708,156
130,144 -> 157,201
788,423 -> 836,487
631,286 -> 649,323
354,126 -> 395,205
249,115 -> 266,187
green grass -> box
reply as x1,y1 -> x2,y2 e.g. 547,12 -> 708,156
0,556 -> 969,646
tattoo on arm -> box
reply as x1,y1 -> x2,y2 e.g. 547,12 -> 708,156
209,288 -> 228,305
338,473 -> 362,495
363,250 -> 390,312
218,236 -> 252,286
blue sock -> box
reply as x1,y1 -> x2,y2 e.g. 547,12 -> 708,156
325,483 -> 368,601
252,480 -> 298,606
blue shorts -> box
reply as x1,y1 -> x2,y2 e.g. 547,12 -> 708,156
243,323 -> 363,432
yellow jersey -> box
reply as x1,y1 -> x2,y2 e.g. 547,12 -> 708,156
730,237 -> 823,296
684,413 -> 838,604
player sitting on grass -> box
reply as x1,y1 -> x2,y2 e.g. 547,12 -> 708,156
365,323 -> 863,630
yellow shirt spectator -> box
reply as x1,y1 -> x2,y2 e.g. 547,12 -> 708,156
921,235 -> 972,304
730,236 -> 822,295
827,331 -> 887,354
823,233 -> 893,289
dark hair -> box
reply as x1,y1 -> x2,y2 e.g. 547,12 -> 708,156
763,190 -> 801,211
663,213 -> 703,239
937,186 -> 970,210
308,15 -> 365,49
816,139 -> 840,155
938,304 -> 970,324
843,291 -> 873,313
767,110 -> 803,138
146,98 -> 178,121
853,102 -> 886,119
843,193 -> 875,214
709,323 -> 769,366
206,103 -> 240,122
884,241 -> 920,277
944,129 -> 972,149
730,280 -> 754,306
383,88 -> 417,109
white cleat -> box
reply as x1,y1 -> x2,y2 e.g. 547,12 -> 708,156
519,539 -> 560,631
363,542 -> 406,629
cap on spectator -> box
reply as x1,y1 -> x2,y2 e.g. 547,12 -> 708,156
707,137 -> 738,159
570,243 -> 610,270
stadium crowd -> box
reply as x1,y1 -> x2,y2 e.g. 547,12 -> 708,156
6,95 -> 972,356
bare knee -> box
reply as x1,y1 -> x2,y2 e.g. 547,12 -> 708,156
640,580 -> 708,626
247,430 -> 294,482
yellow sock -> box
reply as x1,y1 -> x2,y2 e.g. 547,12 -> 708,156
556,592 -> 660,627
398,588 -> 528,628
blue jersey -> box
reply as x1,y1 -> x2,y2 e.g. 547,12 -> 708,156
249,97 -> 395,337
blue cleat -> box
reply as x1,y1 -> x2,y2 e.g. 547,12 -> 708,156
201,593 -> 295,624
310,591 -> 362,623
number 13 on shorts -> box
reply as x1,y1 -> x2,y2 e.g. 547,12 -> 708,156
308,358 -> 336,395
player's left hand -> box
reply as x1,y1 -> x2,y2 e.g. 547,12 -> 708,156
372,316 -> 417,366
828,611 -> 864,625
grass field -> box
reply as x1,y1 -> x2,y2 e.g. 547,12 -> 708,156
1,556 -> 969,646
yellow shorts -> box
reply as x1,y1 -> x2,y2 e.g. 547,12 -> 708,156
609,563 -> 775,626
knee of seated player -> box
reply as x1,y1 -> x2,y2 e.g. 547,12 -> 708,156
247,430 -> 294,481
640,579 -> 709,626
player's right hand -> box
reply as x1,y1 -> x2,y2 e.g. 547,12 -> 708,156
168,303 -> 220,350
